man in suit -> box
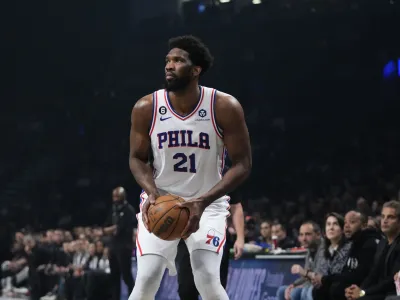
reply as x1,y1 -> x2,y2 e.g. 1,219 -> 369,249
345,201 -> 400,300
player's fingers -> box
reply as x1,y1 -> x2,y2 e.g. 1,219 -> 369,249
182,217 -> 197,239
181,219 -> 192,239
148,194 -> 156,204
234,246 -> 239,260
236,246 -> 243,260
142,202 -> 150,231
177,202 -> 189,209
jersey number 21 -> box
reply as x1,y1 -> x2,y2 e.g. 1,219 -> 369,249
173,153 -> 196,173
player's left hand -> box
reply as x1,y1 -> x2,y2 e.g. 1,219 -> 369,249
233,238 -> 244,260
178,199 -> 207,239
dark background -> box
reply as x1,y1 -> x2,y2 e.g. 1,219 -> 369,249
5,0 -> 400,233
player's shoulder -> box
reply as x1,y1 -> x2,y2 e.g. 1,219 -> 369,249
131,93 -> 155,124
133,88 -> 165,110
215,90 -> 240,106
133,93 -> 153,111
212,89 -> 243,115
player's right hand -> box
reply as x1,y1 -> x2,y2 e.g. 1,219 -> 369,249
142,193 -> 157,232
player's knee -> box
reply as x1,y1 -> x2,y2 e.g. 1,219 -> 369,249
130,254 -> 166,299
193,271 -> 227,300
192,267 -> 220,295
191,250 -> 221,285
136,268 -> 159,287
128,270 -> 159,300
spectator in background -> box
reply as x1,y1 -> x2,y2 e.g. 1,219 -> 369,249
368,216 -> 381,231
83,240 -> 111,300
257,220 -> 272,248
345,201 -> 400,300
64,238 -> 90,300
245,217 -> 258,243
272,222 -> 297,249
357,198 -> 372,217
103,187 -> 135,300
277,221 -> 323,300
1,233 -> 29,294
308,213 -> 352,300
23,235 -> 53,300
315,211 -> 381,300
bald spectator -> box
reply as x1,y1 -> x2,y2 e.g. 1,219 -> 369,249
316,211 -> 382,300
103,187 -> 136,300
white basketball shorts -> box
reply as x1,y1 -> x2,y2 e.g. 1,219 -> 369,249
135,191 -> 230,276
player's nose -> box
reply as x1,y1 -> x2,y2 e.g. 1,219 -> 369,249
165,61 -> 175,71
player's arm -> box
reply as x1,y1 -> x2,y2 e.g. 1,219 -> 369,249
231,203 -> 245,242
200,94 -> 252,205
179,94 -> 251,239
231,202 -> 245,259
103,225 -> 117,235
129,95 -> 160,229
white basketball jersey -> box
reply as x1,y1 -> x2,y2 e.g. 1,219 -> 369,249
149,86 -> 226,200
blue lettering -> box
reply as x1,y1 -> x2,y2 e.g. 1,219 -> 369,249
157,132 -> 168,149
168,131 -> 180,147
187,130 -> 198,147
180,130 -> 187,146
156,130 -> 211,149
199,132 -> 210,149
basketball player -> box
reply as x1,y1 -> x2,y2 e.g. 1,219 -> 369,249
129,35 -> 252,300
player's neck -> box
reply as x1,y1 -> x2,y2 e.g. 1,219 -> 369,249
168,83 -> 201,116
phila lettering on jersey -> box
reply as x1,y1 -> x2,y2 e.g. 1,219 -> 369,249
149,86 -> 226,201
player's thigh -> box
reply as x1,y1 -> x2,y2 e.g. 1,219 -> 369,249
136,212 -> 179,275
190,249 -> 223,282
185,210 -> 227,254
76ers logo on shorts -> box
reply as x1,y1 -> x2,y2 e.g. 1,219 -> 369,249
205,229 -> 220,247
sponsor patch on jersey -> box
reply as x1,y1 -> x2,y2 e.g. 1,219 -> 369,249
195,109 -> 210,121
198,109 -> 207,118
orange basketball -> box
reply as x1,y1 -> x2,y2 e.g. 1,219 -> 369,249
147,195 -> 189,241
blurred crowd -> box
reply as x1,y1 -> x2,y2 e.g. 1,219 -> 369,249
3,196 -> 399,299
273,201 -> 400,300
1,227 -> 114,300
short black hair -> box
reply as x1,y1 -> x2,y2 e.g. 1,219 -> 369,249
272,222 -> 286,232
168,35 -> 214,76
301,221 -> 321,234
260,220 -> 272,226
356,210 -> 368,225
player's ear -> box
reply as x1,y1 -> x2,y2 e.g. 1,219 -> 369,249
192,66 -> 201,77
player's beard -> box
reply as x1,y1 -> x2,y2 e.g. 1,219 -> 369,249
164,72 -> 192,92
